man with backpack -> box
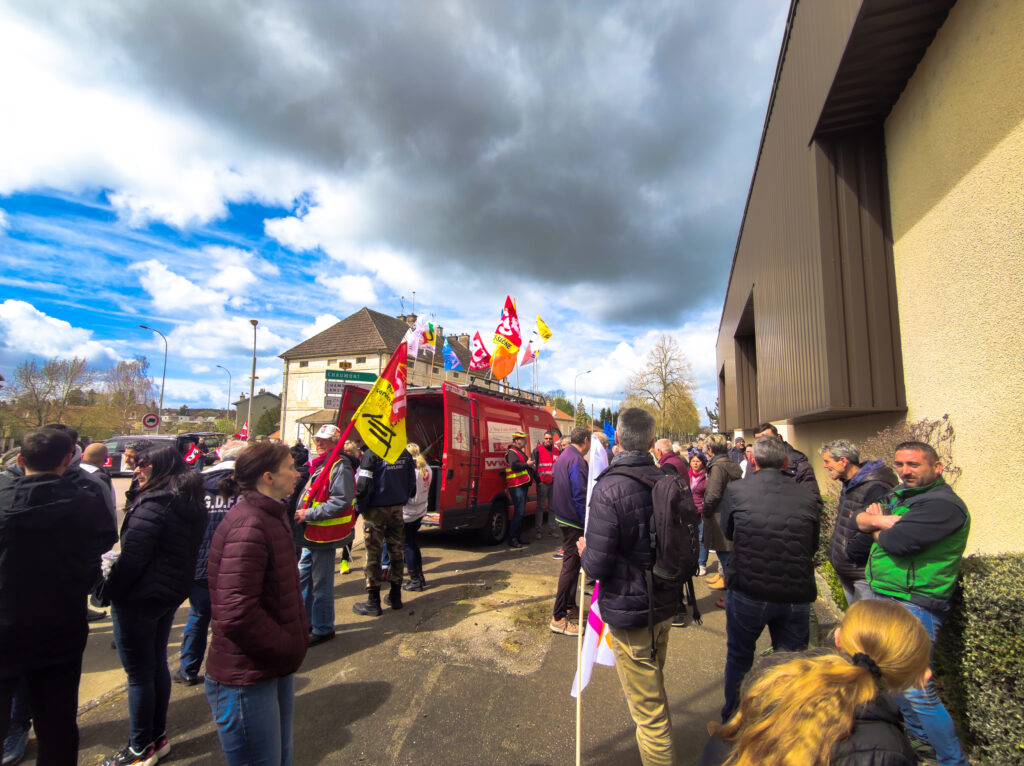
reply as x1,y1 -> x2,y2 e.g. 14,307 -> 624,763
579,408 -> 698,766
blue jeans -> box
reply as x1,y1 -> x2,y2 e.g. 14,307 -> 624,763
179,581 -> 211,679
698,521 -> 707,567
508,485 -> 527,543
870,594 -> 968,766
403,518 -> 423,575
717,550 -> 730,573
722,589 -> 809,720
112,600 -> 176,751
206,675 -> 295,766
298,548 -> 336,636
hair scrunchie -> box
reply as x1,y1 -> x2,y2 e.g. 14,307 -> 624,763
852,652 -> 883,679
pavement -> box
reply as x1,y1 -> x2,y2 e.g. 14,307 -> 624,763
21,483 -> 841,765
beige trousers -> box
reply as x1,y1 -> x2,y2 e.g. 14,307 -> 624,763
607,619 -> 674,766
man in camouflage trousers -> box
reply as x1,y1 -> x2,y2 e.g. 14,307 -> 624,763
352,447 -> 417,617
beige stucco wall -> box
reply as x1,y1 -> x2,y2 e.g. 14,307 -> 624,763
881,0 -> 1024,554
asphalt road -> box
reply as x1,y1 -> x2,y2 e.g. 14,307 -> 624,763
33,478 -> 828,766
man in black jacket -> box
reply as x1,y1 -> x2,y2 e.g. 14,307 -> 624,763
0,428 -> 117,764
719,435 -> 820,721
579,408 -> 681,766
754,422 -> 821,501
352,447 -> 416,617
820,439 -> 897,605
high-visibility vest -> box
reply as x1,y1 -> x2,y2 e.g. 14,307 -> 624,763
505,446 -> 531,489
535,445 -> 559,484
302,460 -> 356,544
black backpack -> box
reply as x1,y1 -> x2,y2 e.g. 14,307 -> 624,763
602,466 -> 702,652
603,466 -> 701,581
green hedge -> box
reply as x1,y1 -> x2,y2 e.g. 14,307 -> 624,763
936,554 -> 1024,764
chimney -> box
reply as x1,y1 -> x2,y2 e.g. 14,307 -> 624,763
258,388 -> 265,394
457,333 -> 470,347
405,312 -> 417,327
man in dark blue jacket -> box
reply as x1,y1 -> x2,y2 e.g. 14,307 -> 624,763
0,428 -> 117,764
820,439 -> 897,605
579,408 -> 680,766
352,447 -> 416,617
173,440 -> 245,685
549,426 -> 590,636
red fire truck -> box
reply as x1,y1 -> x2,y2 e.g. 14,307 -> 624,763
333,380 -> 559,543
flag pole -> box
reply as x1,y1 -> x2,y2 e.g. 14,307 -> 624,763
575,568 -> 586,766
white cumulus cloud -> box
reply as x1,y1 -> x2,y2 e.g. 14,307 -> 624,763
0,299 -> 118,362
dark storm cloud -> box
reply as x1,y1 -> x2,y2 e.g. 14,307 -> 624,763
16,0 -> 786,323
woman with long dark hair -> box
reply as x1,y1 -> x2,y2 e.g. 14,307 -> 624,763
205,442 -> 308,766
100,446 -> 206,766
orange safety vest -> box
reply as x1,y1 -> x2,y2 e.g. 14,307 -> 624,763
535,444 -> 560,484
302,460 -> 356,544
505,446 -> 531,489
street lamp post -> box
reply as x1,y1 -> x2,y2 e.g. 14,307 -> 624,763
573,369 -> 591,428
247,320 -> 258,441
139,324 -> 167,435
216,364 -> 232,420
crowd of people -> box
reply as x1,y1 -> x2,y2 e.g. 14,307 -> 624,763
0,407 -> 972,766
554,410 -> 970,766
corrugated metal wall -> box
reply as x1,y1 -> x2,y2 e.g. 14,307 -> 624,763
718,0 -> 907,429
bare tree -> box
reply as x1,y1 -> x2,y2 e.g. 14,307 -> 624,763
105,357 -> 155,434
6,357 -> 95,427
625,334 -> 699,438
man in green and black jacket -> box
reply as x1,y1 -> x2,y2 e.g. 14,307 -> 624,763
856,441 -> 969,766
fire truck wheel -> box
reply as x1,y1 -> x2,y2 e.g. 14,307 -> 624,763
480,498 -> 509,545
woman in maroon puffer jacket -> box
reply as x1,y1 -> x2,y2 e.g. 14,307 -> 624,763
205,442 -> 308,766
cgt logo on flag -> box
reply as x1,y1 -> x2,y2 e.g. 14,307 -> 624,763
492,295 -> 521,354
183,443 -> 202,465
469,331 -> 492,371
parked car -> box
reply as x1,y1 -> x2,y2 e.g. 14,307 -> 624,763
103,432 -> 228,476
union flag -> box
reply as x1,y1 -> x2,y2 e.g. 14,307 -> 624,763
469,331 -> 492,371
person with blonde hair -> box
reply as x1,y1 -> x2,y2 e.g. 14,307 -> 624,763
699,598 -> 931,766
401,443 -> 432,592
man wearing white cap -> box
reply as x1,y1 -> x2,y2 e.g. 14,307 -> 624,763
294,424 -> 355,646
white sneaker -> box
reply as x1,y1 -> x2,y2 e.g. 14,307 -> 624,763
698,565 -> 707,576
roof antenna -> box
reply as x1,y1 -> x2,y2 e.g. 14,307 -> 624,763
411,291 -> 416,314
399,295 -> 406,314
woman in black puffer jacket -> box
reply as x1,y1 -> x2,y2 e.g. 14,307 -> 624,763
99,446 -> 207,766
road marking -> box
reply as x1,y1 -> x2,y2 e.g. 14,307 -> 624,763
383,662 -> 444,762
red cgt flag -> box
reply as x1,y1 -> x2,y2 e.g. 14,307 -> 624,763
469,331 -> 492,371
492,295 -> 521,354
183,443 -> 202,465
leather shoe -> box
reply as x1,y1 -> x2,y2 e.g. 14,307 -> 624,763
308,630 -> 336,647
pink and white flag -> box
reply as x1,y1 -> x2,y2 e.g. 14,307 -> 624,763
571,581 -> 616,697
571,435 -> 614,697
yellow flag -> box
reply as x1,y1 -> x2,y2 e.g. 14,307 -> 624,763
351,342 -> 408,463
537,315 -> 552,342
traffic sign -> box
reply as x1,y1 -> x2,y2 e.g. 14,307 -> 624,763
324,380 -> 347,396
142,413 -> 160,429
325,370 -> 377,382
324,396 -> 341,409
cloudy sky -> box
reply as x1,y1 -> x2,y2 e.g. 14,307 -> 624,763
0,0 -> 787,420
